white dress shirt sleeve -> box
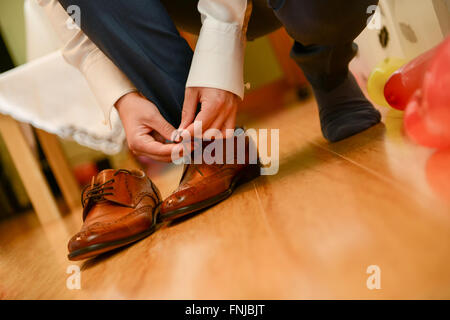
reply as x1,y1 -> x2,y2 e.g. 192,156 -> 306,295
185,0 -> 249,100
36,0 -> 136,125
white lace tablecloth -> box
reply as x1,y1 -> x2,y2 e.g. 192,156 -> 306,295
0,51 -> 125,155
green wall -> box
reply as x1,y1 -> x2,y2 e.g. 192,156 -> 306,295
0,0 -> 26,66
244,37 -> 283,90
0,1 -> 28,209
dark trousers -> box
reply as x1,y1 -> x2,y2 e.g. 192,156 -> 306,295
58,0 -> 378,127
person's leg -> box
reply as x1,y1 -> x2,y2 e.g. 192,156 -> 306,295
58,0 -> 193,127
268,0 -> 381,142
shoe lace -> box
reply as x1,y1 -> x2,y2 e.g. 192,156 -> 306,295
81,169 -> 132,207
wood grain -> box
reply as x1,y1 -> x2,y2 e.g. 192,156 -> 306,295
1,99 -> 449,299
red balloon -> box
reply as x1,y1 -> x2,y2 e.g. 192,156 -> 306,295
384,46 -> 438,110
403,92 -> 450,149
403,37 -> 450,149
422,37 -> 450,134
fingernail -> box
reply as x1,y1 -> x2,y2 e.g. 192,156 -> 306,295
173,130 -> 181,143
175,144 -> 184,156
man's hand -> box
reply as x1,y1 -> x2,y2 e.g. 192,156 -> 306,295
115,92 -> 181,162
179,87 -> 239,138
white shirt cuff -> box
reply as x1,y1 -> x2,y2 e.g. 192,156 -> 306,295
185,18 -> 245,100
80,49 -> 136,127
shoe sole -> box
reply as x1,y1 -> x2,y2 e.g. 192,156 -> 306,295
68,207 -> 160,261
159,164 -> 261,222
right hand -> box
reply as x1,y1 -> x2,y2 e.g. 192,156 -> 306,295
115,92 -> 182,162
179,87 -> 239,138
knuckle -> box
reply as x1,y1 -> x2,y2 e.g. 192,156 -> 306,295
160,121 -> 173,134
147,114 -> 158,126
127,142 -> 137,152
127,138 -> 141,152
214,96 -> 226,106
148,108 -> 157,118
210,101 -> 223,111
185,88 -> 195,98
144,115 -> 155,126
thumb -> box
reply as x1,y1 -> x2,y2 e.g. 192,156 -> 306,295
150,113 -> 178,142
179,88 -> 199,130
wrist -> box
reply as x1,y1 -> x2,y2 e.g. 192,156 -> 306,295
114,91 -> 139,112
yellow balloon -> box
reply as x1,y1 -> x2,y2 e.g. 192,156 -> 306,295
368,58 -> 407,108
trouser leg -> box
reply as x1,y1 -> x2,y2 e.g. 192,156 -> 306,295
268,0 -> 382,142
58,0 -> 193,127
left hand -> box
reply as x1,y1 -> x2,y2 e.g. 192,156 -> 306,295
178,87 -> 239,138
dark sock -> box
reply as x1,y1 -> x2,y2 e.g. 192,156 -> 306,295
312,72 -> 381,142
291,42 -> 381,142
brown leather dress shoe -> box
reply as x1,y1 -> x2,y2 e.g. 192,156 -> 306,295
68,169 -> 161,261
159,134 -> 260,221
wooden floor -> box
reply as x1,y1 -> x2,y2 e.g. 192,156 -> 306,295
1,93 -> 450,299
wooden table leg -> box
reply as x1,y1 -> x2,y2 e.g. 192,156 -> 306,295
0,115 -> 61,223
36,129 -> 80,212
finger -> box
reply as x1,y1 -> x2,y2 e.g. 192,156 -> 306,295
147,113 -> 177,142
208,107 -> 230,133
184,106 -> 219,139
176,128 -> 201,155
221,107 -> 237,138
179,88 -> 199,130
129,133 -> 177,158
133,151 -> 174,163
129,142 -> 174,162
151,131 -> 166,144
